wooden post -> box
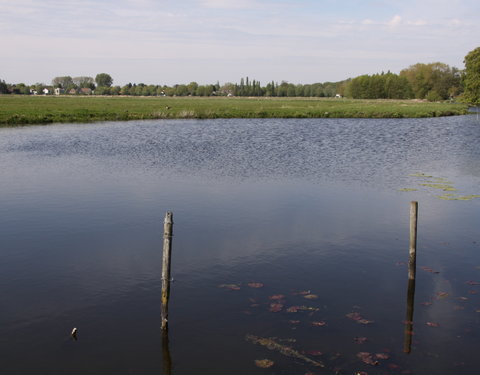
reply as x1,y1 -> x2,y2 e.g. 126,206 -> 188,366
404,201 -> 418,353
408,201 -> 418,280
161,211 -> 173,330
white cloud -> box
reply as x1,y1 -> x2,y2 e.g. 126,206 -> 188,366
199,0 -> 261,9
387,14 -> 402,28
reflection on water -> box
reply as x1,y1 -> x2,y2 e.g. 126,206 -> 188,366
1,117 -> 480,374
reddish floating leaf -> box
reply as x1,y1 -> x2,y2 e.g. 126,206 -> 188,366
269,294 -> 286,300
354,337 -> 368,344
289,320 -> 300,324
218,284 -> 240,290
458,297 -> 469,301
269,303 -> 284,312
402,320 -> 413,325
292,290 -> 311,295
248,282 -> 264,288
306,350 -> 323,356
346,312 -> 362,321
304,294 -> 319,300
355,372 -> 368,375
287,306 -> 299,313
469,290 -> 478,294
358,319 -> 374,325
426,321 -> 440,327
466,281 -> 480,285
356,352 -> 379,366
375,353 -> 390,360
436,292 -> 449,299
388,363 -> 401,369
312,321 -> 327,327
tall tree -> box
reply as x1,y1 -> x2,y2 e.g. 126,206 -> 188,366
95,73 -> 113,87
52,76 -> 74,89
463,47 -> 480,104
73,76 -> 95,89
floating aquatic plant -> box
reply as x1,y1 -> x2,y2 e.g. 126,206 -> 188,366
246,334 -> 324,367
419,183 -> 457,191
409,172 -> 433,178
254,359 -> 274,368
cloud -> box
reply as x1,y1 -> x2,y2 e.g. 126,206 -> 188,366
387,14 -> 402,28
199,0 -> 261,9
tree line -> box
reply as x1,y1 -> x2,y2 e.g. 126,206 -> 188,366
1,47 -> 479,103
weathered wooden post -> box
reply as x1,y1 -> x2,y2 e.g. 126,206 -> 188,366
161,211 -> 173,330
404,201 -> 418,353
408,201 -> 418,281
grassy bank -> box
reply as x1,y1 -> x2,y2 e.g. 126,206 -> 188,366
0,95 -> 470,126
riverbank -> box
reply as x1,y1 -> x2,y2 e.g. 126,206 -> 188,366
0,95 -> 470,126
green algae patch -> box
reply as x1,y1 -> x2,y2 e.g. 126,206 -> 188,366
419,183 -> 457,191
406,172 -> 480,201
399,188 -> 418,192
436,194 -> 480,201
409,173 -> 433,178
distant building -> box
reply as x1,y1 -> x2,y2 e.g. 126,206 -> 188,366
335,94 -> 342,98
68,88 -> 77,95
42,88 -> 50,95
80,88 -> 92,95
54,88 -> 65,95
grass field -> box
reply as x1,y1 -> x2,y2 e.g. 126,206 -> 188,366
0,95 -> 471,126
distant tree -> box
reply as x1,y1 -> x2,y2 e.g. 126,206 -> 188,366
95,73 -> 113,87
400,62 -> 460,100
73,76 -> 95,89
187,81 -> 198,96
52,76 -> 74,89
462,47 -> 480,104
0,79 -> 8,94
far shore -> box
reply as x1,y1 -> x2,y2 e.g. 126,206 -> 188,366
0,95 -> 471,127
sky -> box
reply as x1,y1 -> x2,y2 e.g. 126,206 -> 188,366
1,0 -> 479,86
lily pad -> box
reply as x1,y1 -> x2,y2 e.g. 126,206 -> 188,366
269,303 -> 284,312
218,284 -> 240,290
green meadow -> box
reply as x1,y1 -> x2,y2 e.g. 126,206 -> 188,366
0,95 -> 470,126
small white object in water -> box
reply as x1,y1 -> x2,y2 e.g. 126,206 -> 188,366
71,327 -> 78,338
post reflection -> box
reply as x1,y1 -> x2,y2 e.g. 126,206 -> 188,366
403,277 -> 416,353
162,329 -> 172,375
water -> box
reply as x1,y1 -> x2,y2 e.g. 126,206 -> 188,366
1,117 -> 480,374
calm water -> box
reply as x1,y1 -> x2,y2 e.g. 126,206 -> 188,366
1,117 -> 480,374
